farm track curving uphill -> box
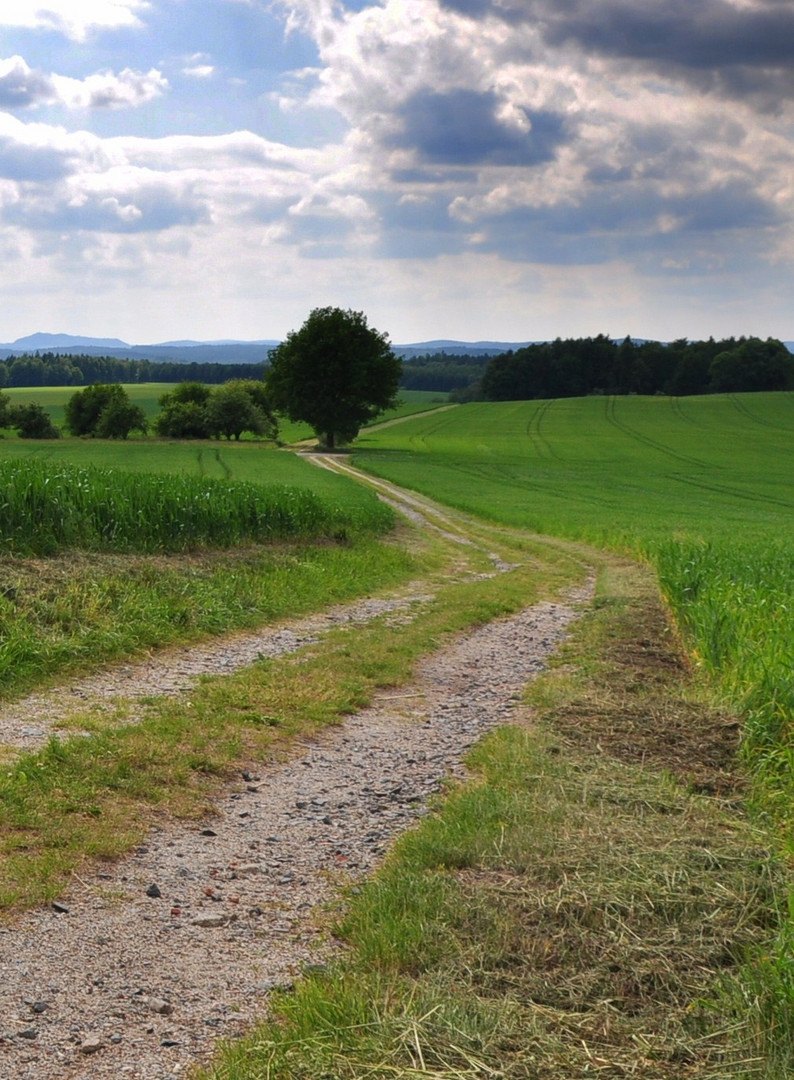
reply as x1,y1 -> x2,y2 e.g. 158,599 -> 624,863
0,463 -> 594,1080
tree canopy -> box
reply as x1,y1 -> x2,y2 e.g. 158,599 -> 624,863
480,335 -> 794,401
154,379 -> 278,441
265,307 -> 401,448
65,384 -> 147,439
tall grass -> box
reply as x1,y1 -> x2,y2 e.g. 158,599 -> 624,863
655,539 -> 794,820
0,459 -> 393,555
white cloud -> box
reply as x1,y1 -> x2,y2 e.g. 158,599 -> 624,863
52,68 -> 168,109
183,64 -> 215,79
0,1 -> 149,42
181,53 -> 215,79
0,56 -> 167,111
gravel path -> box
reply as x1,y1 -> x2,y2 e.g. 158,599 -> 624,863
0,463 -> 594,1080
0,590 -> 592,1080
0,589 -> 434,755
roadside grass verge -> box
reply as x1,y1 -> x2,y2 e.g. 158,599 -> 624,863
0,538 -> 416,702
200,560 -> 781,1079
0,519 -> 586,912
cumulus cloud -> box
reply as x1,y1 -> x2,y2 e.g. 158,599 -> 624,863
0,56 -> 55,109
0,56 -> 168,111
53,68 -> 168,109
6,182 -> 208,233
267,0 -> 794,275
0,1 -> 149,42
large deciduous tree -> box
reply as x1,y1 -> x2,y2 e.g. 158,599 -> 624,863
265,307 -> 401,448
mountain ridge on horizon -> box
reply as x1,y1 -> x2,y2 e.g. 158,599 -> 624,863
0,331 -> 538,361
3,331 -> 792,361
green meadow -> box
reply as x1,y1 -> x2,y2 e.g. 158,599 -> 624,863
2,387 -> 794,1075
354,392 -> 794,816
354,392 -> 794,545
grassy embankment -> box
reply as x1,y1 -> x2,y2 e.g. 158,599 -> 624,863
201,393 -> 794,1080
0,444 -> 403,701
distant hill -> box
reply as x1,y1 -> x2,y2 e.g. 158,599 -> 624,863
0,333 -> 530,365
10,332 -> 131,351
2,333 -> 790,365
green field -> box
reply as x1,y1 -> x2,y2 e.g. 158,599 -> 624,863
3,382 -> 174,426
354,392 -> 794,545
2,389 -> 794,1075
354,392 -> 794,814
0,436 -> 385,512
0,440 -> 404,700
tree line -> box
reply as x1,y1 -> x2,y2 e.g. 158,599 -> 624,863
479,335 -> 794,401
0,352 -> 266,387
398,353 -> 491,392
0,380 -> 278,441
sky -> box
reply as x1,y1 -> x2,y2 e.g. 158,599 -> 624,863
0,0 -> 792,345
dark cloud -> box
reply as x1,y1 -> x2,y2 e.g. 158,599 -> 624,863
463,178 -> 780,265
391,89 -> 568,166
0,59 -> 55,109
371,192 -> 466,258
390,166 -> 479,185
538,0 -> 794,71
437,0 -> 794,104
0,138 -> 72,181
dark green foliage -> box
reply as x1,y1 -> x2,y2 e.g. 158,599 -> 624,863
266,307 -> 401,448
399,352 -> 490,392
6,402 -> 60,439
155,379 -> 278,441
205,380 -> 278,441
0,352 -> 266,387
709,338 -> 794,392
481,334 -> 793,400
64,383 -> 146,438
155,382 -> 212,437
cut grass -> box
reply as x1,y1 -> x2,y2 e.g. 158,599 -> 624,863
200,559 -> 781,1080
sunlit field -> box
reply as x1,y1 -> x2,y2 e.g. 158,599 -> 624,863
354,392 -> 794,818
354,393 -> 794,545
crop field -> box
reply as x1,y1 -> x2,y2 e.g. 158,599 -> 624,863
0,437 -> 390,517
2,389 -> 793,1076
2,382 -> 174,426
0,443 -> 406,699
349,392 -> 794,1073
354,392 -> 794,544
354,392 -> 794,813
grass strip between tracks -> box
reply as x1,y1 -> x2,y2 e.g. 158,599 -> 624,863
0,520 -> 584,913
200,559 -> 786,1080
